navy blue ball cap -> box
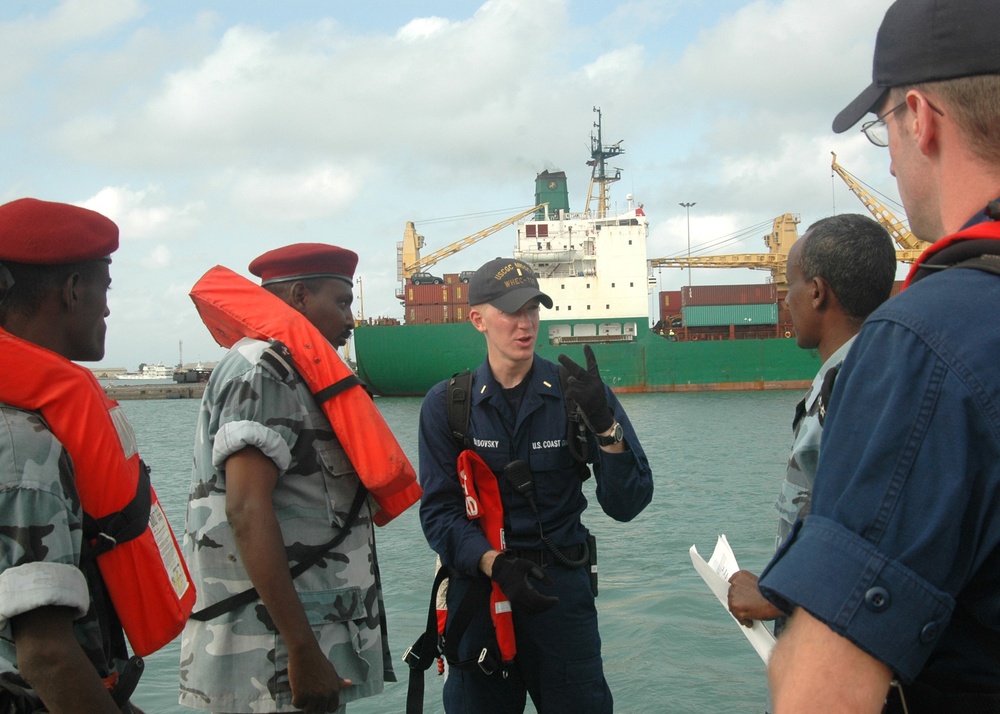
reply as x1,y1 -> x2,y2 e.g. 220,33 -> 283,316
468,257 -> 552,313
833,0 -> 1000,133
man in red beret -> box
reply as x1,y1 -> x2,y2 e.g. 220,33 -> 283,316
180,243 -> 395,714
0,198 -> 146,712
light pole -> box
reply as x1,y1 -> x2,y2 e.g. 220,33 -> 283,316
679,202 -> 696,287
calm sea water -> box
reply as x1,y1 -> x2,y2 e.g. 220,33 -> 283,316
120,390 -> 797,714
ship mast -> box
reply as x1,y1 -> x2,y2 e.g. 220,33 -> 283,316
584,106 -> 624,219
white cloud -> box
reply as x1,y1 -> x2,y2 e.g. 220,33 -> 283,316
228,165 -> 361,222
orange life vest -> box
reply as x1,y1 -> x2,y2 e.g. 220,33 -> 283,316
0,327 -> 196,657
457,449 -> 516,662
188,265 -> 421,526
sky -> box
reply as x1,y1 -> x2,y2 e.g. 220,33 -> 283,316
0,0 -> 905,370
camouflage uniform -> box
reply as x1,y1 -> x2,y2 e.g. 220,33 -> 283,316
0,405 -> 124,685
179,337 -> 394,713
774,337 -> 856,551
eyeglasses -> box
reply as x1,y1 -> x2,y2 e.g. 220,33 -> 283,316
861,97 -> 945,147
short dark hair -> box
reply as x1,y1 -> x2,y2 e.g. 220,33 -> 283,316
0,260 -> 96,324
262,276 -> 328,301
796,214 -> 896,323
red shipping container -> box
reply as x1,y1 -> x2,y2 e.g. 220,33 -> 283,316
407,304 -> 448,324
443,273 -> 459,285
406,284 -> 448,305
658,291 -> 682,325
681,283 -> 777,307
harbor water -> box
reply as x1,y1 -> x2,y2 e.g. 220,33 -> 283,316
123,390 -> 798,713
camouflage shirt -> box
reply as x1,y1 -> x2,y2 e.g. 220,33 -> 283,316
773,337 -> 856,550
179,338 -> 394,713
0,404 -> 121,680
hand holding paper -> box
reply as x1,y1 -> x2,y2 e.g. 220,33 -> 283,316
689,535 -> 777,664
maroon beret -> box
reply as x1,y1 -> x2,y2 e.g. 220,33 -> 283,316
0,197 -> 119,264
248,243 -> 358,286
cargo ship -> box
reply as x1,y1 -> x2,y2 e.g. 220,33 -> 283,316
354,110 -> 821,396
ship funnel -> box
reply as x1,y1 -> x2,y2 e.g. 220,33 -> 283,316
535,170 -> 570,219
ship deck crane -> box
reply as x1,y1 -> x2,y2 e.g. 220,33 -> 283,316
831,152 -> 931,253
398,203 -> 547,286
649,214 -> 801,290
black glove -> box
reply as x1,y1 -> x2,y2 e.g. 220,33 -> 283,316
490,552 -> 559,615
558,345 -> 613,434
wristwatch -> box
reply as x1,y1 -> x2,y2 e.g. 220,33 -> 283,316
595,422 -> 623,446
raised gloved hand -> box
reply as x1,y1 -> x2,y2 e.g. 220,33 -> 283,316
490,552 -> 559,615
558,345 -> 613,434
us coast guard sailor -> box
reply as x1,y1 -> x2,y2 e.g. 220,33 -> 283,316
417,258 -> 653,714
759,0 -> 1000,710
180,244 -> 394,714
0,198 -> 145,713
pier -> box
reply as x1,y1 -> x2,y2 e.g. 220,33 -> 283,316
103,383 -> 206,400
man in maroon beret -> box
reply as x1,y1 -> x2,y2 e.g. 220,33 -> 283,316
181,243 -> 395,713
0,198 -> 146,712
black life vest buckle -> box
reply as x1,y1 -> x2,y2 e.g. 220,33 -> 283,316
477,646 -> 502,676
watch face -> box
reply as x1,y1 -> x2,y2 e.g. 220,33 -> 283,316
548,180 -> 557,190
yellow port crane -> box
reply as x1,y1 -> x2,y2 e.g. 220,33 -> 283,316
398,204 -> 547,283
649,213 -> 801,290
831,152 -> 929,261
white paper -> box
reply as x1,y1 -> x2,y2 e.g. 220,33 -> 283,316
690,534 -> 777,664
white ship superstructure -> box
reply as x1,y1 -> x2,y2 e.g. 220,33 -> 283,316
118,363 -> 174,380
514,107 -> 650,345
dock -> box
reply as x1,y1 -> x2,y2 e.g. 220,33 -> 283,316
103,383 -> 206,400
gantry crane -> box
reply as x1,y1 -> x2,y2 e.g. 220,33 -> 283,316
398,204 -> 547,284
831,152 -> 929,261
649,213 -> 801,290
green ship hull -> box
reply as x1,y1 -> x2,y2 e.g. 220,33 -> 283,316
354,322 -> 820,396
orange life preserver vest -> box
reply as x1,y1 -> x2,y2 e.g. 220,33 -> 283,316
0,327 -> 196,657
188,265 -> 421,526
457,449 -> 516,663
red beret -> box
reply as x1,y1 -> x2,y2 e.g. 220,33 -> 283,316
248,243 -> 358,286
0,197 -> 119,264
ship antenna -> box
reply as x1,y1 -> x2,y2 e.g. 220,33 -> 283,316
584,106 -> 624,219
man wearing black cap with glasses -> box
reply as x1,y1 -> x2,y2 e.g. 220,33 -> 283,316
758,0 -> 1000,711
417,258 -> 652,713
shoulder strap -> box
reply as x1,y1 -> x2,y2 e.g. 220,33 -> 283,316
950,253 -> 1000,276
447,371 -> 473,449
816,364 -> 840,428
189,484 -> 368,621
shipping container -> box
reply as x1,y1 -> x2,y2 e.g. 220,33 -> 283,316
681,283 -> 778,307
407,304 -> 448,324
405,284 -> 449,305
681,303 -> 778,327
443,273 -> 460,285
658,291 -> 682,325
889,280 -> 904,298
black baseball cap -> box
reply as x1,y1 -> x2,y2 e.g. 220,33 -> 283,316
833,0 -> 1000,133
468,257 -> 553,313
